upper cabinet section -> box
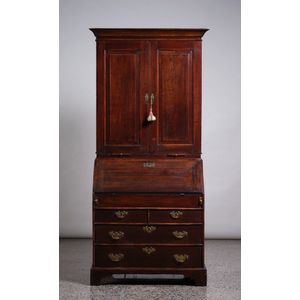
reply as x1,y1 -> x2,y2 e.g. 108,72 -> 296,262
90,29 -> 208,157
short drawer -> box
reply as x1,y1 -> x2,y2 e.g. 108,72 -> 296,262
93,194 -> 203,208
94,245 -> 203,268
94,224 -> 203,244
94,210 -> 147,223
149,209 -> 203,223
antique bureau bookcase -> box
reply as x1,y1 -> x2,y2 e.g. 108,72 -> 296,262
90,28 -> 208,286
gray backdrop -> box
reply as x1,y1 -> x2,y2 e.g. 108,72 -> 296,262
60,0 -> 241,238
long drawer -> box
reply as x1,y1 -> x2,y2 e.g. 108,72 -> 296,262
94,245 -> 203,268
93,194 -> 203,208
94,224 -> 203,244
93,158 -> 203,193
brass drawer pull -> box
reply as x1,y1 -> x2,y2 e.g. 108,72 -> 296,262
108,253 -> 124,262
172,230 -> 188,239
114,210 -> 128,219
142,247 -> 156,255
174,254 -> 189,263
108,231 -> 124,240
143,226 -> 156,233
170,210 -> 183,219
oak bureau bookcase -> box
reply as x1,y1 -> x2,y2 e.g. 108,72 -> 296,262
90,28 -> 208,286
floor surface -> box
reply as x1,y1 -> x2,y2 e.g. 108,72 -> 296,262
60,239 -> 240,300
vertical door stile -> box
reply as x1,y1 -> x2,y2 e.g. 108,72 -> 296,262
143,40 -> 152,153
149,40 -> 158,154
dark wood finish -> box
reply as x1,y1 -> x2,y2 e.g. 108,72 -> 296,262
93,158 -> 203,192
150,40 -> 201,155
96,40 -> 149,154
90,28 -> 208,286
93,194 -> 202,208
94,224 -> 203,244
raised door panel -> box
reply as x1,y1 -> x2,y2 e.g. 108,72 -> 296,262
150,41 -> 201,155
97,41 -> 149,154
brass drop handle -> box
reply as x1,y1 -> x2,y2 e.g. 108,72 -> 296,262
143,226 -> 156,233
170,210 -> 183,219
142,247 -> 156,255
114,210 -> 128,219
174,254 -> 189,263
108,253 -> 124,262
172,230 -> 188,239
109,231 -> 124,240
147,93 -> 156,122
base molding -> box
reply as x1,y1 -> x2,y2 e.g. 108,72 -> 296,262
90,266 -> 207,286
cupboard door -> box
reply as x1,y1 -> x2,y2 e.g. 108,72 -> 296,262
150,41 -> 201,155
97,40 -> 149,155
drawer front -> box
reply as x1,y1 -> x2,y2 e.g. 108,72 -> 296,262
95,225 -> 203,244
94,194 -> 203,208
93,158 -> 203,193
94,210 -> 147,223
94,245 -> 203,268
149,210 -> 203,223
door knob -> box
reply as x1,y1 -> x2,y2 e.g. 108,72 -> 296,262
147,93 -> 156,122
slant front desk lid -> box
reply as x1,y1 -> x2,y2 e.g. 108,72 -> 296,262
93,158 -> 203,193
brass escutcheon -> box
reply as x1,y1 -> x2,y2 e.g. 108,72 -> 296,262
108,253 -> 124,262
172,230 -> 188,239
114,210 -> 128,219
143,162 -> 155,168
170,210 -> 183,219
108,231 -> 124,240
199,195 -> 204,206
143,226 -> 156,233
174,254 -> 189,263
142,247 -> 156,255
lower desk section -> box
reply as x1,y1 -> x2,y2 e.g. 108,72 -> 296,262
91,193 -> 206,285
